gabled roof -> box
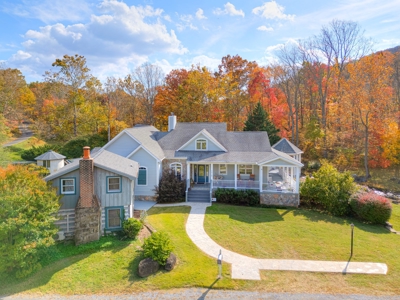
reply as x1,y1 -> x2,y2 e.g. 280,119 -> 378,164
177,129 -> 227,152
124,125 -> 165,161
45,150 -> 139,181
272,138 -> 303,154
258,148 -> 303,167
35,150 -> 65,160
156,122 -> 272,153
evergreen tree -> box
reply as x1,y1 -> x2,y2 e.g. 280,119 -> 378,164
243,102 -> 280,145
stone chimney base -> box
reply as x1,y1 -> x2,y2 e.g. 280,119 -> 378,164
75,196 -> 101,245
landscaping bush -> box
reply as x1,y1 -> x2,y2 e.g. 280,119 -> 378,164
215,188 -> 259,206
155,168 -> 185,203
300,161 -> 355,216
143,231 -> 173,266
61,133 -> 107,158
21,144 -> 62,161
122,218 -> 143,239
350,192 -> 392,224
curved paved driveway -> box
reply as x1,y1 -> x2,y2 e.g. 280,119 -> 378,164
155,202 -> 388,280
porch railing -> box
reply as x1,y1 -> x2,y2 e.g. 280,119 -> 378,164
213,179 -> 235,188
262,182 -> 295,193
213,180 -> 260,189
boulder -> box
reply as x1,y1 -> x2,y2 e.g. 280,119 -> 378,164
165,252 -> 177,271
138,258 -> 159,278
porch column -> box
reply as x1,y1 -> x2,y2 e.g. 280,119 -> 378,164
186,163 -> 190,191
295,167 -> 300,193
210,164 -> 214,186
234,164 -> 237,189
259,165 -> 263,191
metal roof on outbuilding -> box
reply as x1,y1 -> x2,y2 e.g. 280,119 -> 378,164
35,150 -> 66,160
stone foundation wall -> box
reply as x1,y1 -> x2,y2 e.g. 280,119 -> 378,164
260,192 -> 299,207
135,195 -> 158,202
75,206 -> 101,245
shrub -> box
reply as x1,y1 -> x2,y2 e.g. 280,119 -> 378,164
21,144 -> 62,161
61,133 -> 108,158
122,218 -> 143,239
0,165 -> 60,278
350,192 -> 392,224
215,188 -> 259,206
143,231 -> 173,266
155,168 -> 186,203
300,161 -> 355,216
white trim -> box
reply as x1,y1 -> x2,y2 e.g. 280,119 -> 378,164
107,176 -> 121,193
60,178 -> 75,195
258,156 -> 303,167
127,145 -> 163,163
238,164 -> 253,175
219,164 -> 227,175
170,162 -> 182,177
195,138 -> 208,150
137,166 -> 148,186
102,130 -> 141,151
177,129 -> 228,152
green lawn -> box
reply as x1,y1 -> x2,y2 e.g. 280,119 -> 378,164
204,203 -> 400,295
5,137 -> 47,161
1,204 -> 400,296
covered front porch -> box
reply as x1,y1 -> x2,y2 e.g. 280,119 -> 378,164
185,161 -> 301,194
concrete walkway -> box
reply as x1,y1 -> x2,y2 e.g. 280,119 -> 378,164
155,202 -> 388,280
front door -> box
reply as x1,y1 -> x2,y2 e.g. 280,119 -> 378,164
198,165 -> 206,183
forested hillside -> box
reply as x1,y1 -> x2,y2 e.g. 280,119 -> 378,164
1,20 -> 399,176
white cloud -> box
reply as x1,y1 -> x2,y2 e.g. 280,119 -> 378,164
213,2 -> 245,17
3,0 -> 92,23
195,8 -> 207,20
191,55 -> 220,71
252,1 -> 295,21
8,0 -> 187,81
176,14 -> 198,31
257,25 -> 274,32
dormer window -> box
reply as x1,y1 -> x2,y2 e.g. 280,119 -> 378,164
196,139 -> 207,150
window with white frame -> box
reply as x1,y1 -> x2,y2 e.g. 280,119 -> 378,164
61,178 -> 75,194
170,162 -> 182,180
238,164 -> 253,175
106,207 -> 123,229
219,164 -> 227,175
107,176 -> 121,193
196,139 -> 207,150
138,167 -> 147,185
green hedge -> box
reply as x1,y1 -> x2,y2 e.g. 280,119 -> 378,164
300,162 -> 355,216
350,192 -> 392,224
215,188 -> 259,206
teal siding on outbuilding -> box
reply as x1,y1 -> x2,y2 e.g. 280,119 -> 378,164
51,169 -> 80,209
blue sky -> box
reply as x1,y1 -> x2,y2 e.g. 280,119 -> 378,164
1,0 -> 400,82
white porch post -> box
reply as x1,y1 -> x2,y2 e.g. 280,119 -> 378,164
259,165 -> 263,191
186,163 -> 190,190
295,166 -> 300,193
234,164 -> 237,189
210,164 -> 213,185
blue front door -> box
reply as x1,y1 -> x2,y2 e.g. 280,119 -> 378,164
198,165 -> 206,183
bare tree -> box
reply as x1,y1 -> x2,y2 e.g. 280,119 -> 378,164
130,63 -> 164,125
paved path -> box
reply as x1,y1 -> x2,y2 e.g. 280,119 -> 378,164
2,124 -> 33,147
155,202 -> 388,280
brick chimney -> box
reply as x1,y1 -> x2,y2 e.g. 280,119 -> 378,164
78,146 -> 95,208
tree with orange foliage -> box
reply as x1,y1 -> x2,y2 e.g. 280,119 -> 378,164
344,52 -> 394,178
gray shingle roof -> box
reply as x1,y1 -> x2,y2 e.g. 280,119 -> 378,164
125,125 -> 164,160
156,123 -> 272,153
272,138 -> 303,154
35,150 -> 66,160
45,150 -> 139,181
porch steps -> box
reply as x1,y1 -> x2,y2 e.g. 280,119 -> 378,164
187,189 -> 210,203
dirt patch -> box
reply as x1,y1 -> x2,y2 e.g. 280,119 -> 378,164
138,224 -> 152,241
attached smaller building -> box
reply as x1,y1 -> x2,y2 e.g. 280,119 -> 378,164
45,147 -> 138,244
